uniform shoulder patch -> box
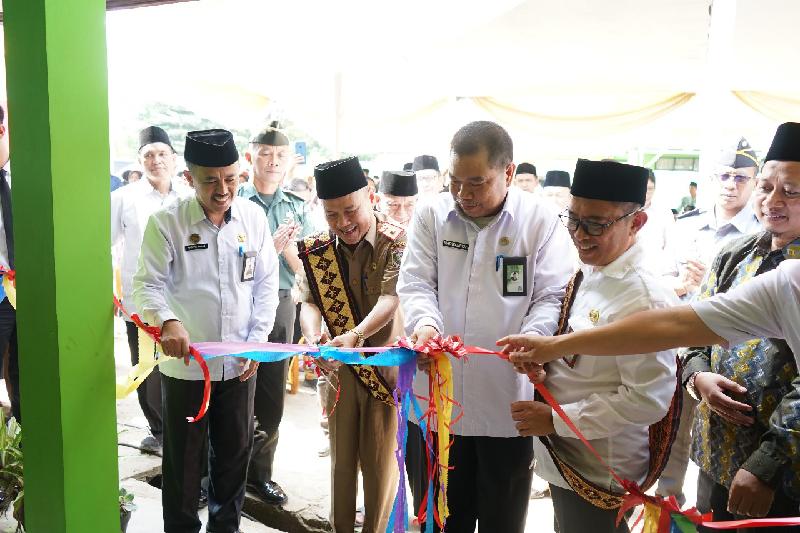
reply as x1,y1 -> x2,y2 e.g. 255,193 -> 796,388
377,220 -> 405,242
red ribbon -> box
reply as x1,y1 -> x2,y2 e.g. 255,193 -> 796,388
114,296 -> 210,423
471,343 -> 800,531
0,267 -> 16,284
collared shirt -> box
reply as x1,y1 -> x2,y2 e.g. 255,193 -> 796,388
685,233 -> 800,496
239,183 -> 313,290
398,187 -> 573,437
298,211 -> 406,349
0,165 -> 10,268
534,242 -> 679,491
692,258 -> 800,367
111,177 -> 192,315
133,196 -> 280,381
665,204 -> 761,279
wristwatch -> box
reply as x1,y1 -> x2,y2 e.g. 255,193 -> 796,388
686,371 -> 702,401
349,327 -> 366,348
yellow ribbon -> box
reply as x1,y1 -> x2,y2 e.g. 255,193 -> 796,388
432,355 -> 454,525
3,275 -> 15,309
115,328 -> 161,399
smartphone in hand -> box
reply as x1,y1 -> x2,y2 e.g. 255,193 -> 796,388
294,141 -> 307,164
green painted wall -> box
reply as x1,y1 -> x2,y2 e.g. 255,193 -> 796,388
3,0 -> 119,531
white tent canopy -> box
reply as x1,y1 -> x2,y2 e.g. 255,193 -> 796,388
5,0 -> 800,162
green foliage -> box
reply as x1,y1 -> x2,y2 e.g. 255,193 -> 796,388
0,410 -> 24,529
118,487 -> 136,513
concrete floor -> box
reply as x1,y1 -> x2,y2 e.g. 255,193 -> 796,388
0,317 -> 699,532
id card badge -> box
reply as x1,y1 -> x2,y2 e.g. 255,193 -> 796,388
502,256 -> 527,296
241,251 -> 257,282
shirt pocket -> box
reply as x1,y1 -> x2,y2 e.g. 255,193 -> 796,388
365,268 -> 382,295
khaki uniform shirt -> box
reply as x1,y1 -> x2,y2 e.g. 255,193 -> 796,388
299,211 -> 406,349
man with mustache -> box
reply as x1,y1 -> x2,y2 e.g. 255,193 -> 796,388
134,129 -> 279,533
296,156 -> 406,532
502,159 -> 678,533
398,121 -> 572,532
501,125 -> 800,527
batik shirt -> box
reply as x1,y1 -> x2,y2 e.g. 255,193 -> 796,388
685,232 -> 800,496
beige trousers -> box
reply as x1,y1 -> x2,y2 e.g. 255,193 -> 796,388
326,367 -> 399,533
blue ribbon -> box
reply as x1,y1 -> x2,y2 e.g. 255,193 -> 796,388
200,346 -> 417,367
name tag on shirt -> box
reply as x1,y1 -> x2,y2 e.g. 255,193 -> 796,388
502,256 -> 527,296
443,240 -> 469,251
185,243 -> 209,251
241,251 -> 257,282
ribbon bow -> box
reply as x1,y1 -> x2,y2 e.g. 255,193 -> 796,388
398,334 -> 468,359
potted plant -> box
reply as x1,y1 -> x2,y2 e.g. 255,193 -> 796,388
0,410 -> 24,531
119,487 -> 136,533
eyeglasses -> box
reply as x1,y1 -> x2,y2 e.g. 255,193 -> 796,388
717,173 -> 752,184
558,208 -> 642,237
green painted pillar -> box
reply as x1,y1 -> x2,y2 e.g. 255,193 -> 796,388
3,1 -> 119,532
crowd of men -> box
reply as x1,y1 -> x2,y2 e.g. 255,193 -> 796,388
3,101 -> 800,533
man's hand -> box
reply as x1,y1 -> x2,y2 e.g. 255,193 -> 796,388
411,325 -> 438,348
510,401 -> 556,437
497,334 -> 560,365
272,223 -> 301,254
516,363 -> 546,384
728,469 -> 774,517
315,331 -> 357,372
161,320 -> 191,366
694,372 -> 754,426
305,332 -> 329,347
239,359 -> 260,381
411,325 -> 439,372
328,331 -> 359,349
681,259 -> 707,294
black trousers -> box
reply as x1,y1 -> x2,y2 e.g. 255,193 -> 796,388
248,289 -> 294,484
551,484 -> 630,533
406,423 -> 534,533
697,469 -> 800,533
162,375 -> 256,533
126,320 -> 163,437
0,298 -> 19,422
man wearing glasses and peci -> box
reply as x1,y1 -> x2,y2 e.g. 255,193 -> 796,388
514,159 -> 679,533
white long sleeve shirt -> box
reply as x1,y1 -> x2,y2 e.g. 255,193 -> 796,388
398,187 -> 573,437
534,242 -> 678,491
133,196 -> 279,381
692,257 -> 800,366
111,177 -> 192,316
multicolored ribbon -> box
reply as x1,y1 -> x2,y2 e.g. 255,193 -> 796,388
0,267 -> 16,308
113,298 -> 800,532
